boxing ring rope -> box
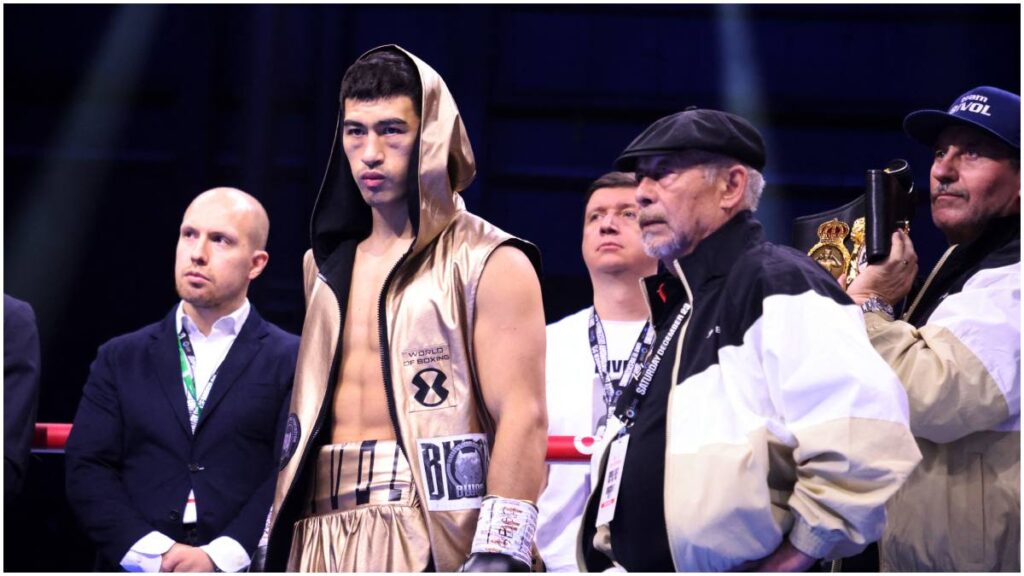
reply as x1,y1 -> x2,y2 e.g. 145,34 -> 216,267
32,423 -> 73,454
32,423 -> 596,462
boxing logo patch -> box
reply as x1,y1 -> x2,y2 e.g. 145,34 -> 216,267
412,367 -> 449,407
279,413 -> 300,470
402,344 -> 456,411
417,433 -> 489,511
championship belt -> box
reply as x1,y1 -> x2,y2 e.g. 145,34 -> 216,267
793,196 -> 864,287
807,218 -> 852,281
845,216 -> 867,286
793,159 -> 916,288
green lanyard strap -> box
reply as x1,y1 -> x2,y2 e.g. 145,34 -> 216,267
177,326 -> 217,426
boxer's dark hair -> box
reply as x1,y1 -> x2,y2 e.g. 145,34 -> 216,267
340,49 -> 422,118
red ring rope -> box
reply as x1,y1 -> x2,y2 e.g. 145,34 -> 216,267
32,424 -> 597,462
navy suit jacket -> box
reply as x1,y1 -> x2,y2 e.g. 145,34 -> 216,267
4,294 -> 41,500
65,305 -> 298,568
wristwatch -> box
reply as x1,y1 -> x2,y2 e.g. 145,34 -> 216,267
860,296 -> 894,321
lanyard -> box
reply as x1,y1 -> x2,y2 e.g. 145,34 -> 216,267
614,300 -> 692,430
587,310 -> 654,423
177,327 -> 218,428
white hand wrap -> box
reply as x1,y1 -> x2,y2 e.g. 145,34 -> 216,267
470,495 -> 538,567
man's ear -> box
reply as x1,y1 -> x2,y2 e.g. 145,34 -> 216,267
249,250 -> 270,280
719,164 -> 748,211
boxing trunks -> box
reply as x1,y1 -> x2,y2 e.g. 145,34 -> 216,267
288,440 -> 431,572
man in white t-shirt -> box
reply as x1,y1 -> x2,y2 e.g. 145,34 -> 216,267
536,172 -> 658,571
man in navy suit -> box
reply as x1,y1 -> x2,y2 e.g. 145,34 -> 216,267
66,187 -> 299,572
4,293 -> 41,502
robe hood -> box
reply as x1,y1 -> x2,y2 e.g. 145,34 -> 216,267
310,44 -> 477,265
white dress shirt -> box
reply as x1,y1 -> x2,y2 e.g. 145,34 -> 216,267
119,300 -> 252,572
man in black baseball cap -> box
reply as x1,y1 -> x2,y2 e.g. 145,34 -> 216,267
847,87 -> 1020,572
578,108 -> 921,572
902,85 -> 1020,244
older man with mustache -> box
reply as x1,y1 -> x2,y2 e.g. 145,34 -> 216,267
847,86 -> 1020,572
577,107 -> 921,572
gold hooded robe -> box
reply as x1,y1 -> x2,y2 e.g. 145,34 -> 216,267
264,45 -> 541,572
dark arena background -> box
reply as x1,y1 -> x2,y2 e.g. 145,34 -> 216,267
3,3 -> 1020,571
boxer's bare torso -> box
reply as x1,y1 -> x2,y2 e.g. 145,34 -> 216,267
331,237 -> 412,443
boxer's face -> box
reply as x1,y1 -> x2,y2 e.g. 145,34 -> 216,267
929,125 -> 1019,244
342,96 -> 421,209
582,186 -> 657,277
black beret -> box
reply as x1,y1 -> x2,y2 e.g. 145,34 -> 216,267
615,107 -> 767,171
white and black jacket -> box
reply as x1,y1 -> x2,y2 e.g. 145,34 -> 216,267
872,215 -> 1020,572
582,211 -> 922,571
